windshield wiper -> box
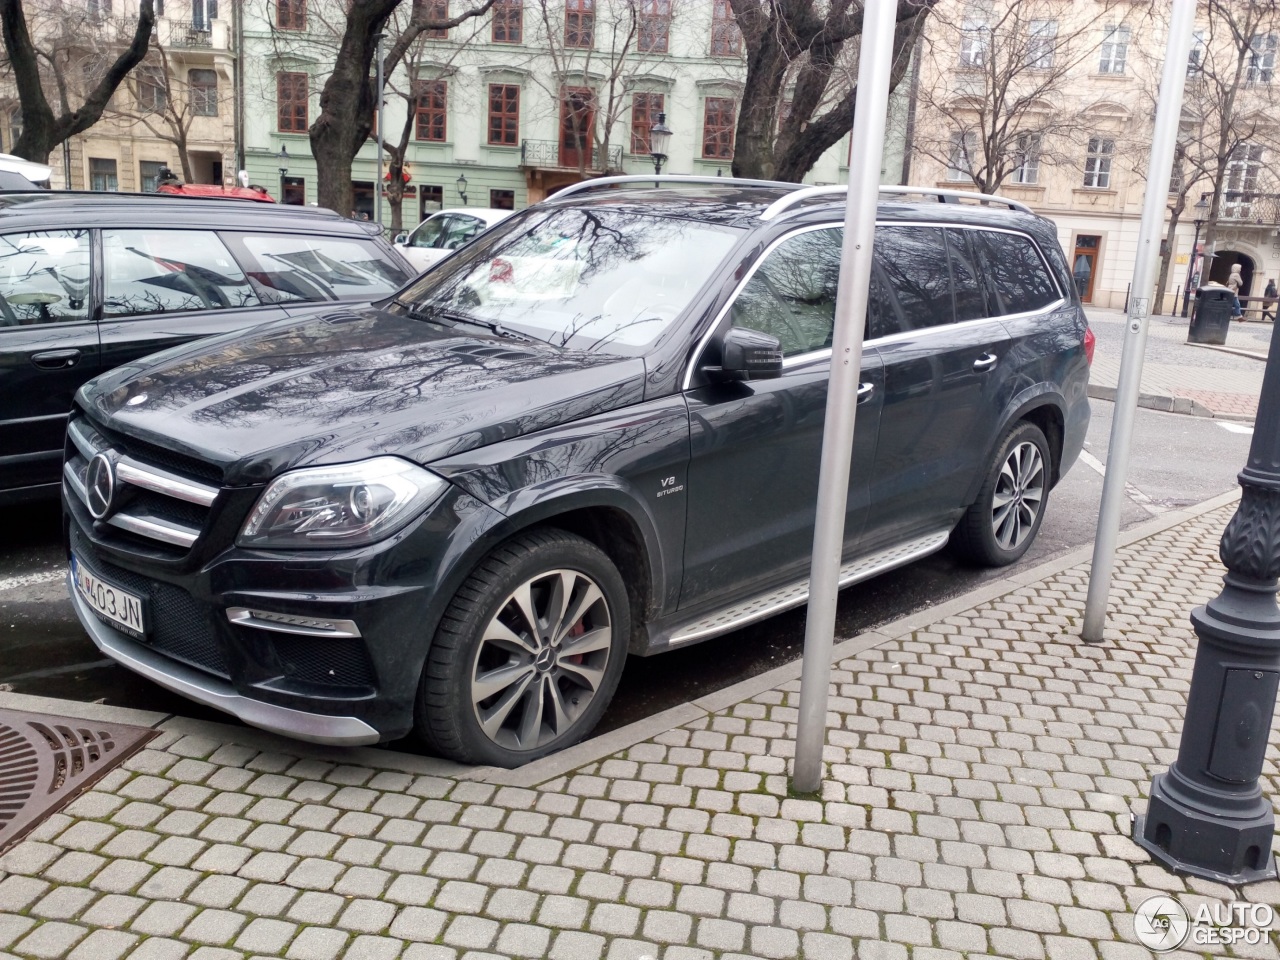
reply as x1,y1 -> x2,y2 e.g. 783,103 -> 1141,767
404,302 -> 537,343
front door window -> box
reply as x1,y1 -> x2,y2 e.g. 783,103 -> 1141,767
1073,235 -> 1100,302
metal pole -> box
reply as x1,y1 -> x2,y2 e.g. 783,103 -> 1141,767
792,0 -> 897,794
1181,219 -> 1203,319
375,33 -> 385,228
1081,0 -> 1197,643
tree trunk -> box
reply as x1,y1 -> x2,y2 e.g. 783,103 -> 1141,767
309,0 -> 400,216
1,0 -> 156,164
1155,210 -> 1182,315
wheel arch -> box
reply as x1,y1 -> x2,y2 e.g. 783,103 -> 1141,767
965,389 -> 1066,508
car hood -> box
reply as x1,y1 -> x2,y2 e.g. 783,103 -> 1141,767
83,306 -> 646,485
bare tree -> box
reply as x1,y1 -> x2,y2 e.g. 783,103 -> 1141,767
727,0 -> 934,182
107,39 -> 229,182
911,1 -> 1129,195
0,0 -> 156,164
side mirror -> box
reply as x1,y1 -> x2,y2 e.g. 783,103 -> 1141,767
709,327 -> 784,381
393,233 -> 408,245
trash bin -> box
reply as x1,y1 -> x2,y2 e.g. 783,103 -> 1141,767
1188,287 -> 1233,345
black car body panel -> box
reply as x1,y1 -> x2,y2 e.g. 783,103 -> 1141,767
63,182 -> 1091,752
1,193 -> 412,505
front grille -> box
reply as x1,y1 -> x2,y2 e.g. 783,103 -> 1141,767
64,414 -> 221,553
71,528 -> 231,679
268,634 -> 377,689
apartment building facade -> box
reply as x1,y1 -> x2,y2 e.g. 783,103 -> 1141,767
908,0 -> 1280,311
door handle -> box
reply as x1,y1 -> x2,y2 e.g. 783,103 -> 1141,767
31,349 -> 81,370
973,352 -> 998,371
857,381 -> 874,404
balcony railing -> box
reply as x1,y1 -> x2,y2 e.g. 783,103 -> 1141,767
172,28 -> 213,47
520,139 -> 623,172
1216,191 -> 1280,225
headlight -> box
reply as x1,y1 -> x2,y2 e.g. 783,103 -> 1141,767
237,457 -> 447,549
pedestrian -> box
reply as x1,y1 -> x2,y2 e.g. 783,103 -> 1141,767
1264,278 -> 1278,323
1227,263 -> 1245,319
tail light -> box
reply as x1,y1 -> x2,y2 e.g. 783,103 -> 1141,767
1084,326 -> 1096,365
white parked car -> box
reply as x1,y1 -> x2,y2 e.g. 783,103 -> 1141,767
394,208 -> 514,272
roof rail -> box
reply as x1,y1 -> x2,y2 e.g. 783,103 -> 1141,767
546,173 -> 794,203
759,184 -> 1035,221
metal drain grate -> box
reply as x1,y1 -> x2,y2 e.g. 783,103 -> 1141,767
0,708 -> 157,854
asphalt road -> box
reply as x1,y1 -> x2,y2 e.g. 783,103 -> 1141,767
0,397 -> 1254,745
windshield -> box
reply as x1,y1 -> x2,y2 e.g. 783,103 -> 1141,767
397,206 -> 741,354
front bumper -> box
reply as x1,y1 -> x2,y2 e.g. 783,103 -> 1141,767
70,572 -> 381,746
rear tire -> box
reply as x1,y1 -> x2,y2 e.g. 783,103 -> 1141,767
951,421 -> 1051,567
417,529 -> 629,767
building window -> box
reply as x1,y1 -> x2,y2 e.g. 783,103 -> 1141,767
88,0 -> 111,19
711,0 -> 740,56
490,189 -> 515,210
565,0 -> 593,48
1083,137 -> 1114,188
282,176 -> 305,205
426,0 -> 448,39
137,64 -> 167,113
1099,25 -> 1130,75
189,69 -> 218,116
1248,34 -> 1277,85
638,0 -> 670,54
959,7 -> 990,68
277,72 -> 308,133
8,110 -> 21,153
415,80 -> 447,141
1011,133 -> 1040,184
421,185 -> 443,216
1224,143 -> 1264,217
277,0 -> 306,31
1026,20 -> 1057,70
1188,30 -> 1205,75
492,0 -> 522,42
192,0 -> 217,30
947,130 -> 977,181
90,158 -> 118,192
139,160 -> 165,193
630,92 -> 663,154
488,83 -> 519,145
702,97 -> 735,159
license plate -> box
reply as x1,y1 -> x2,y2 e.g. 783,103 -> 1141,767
71,555 -> 147,639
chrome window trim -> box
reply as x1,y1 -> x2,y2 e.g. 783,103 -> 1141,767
116,458 -> 219,507
682,220 -> 1068,388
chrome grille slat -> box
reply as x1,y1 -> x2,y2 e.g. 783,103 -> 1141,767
116,458 -> 218,507
105,511 -> 200,548
63,460 -> 88,505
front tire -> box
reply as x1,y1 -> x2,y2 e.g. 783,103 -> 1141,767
952,421 -> 1051,567
417,529 -> 629,767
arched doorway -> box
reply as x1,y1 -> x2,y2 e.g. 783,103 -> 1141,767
1208,250 -> 1255,297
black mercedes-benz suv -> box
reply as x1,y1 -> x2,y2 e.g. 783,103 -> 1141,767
64,177 -> 1092,767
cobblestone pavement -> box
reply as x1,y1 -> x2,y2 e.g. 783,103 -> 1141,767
1087,308 -> 1267,420
2,494 -> 1279,960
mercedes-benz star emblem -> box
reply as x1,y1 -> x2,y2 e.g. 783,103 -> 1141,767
86,453 -> 116,520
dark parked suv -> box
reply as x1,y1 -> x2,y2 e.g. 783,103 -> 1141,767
1,193 -> 413,505
63,178 -> 1092,766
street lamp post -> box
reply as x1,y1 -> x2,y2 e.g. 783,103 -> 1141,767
456,174 -> 468,206
1180,193 -> 1211,318
1134,327 -> 1280,883
649,112 -> 672,176
277,145 -> 289,204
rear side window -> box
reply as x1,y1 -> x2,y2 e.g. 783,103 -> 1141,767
103,230 -> 261,318
873,226 -> 952,330
227,233 -> 411,303
977,230 -> 1060,315
946,229 -> 988,322
0,230 -> 90,326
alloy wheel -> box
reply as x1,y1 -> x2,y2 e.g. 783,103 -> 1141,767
992,441 -> 1045,552
469,568 -> 613,752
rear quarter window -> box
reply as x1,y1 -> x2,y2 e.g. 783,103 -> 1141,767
223,232 -> 411,303
977,230 -> 1060,316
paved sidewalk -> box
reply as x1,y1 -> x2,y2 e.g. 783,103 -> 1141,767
2,491 -> 1279,960
1087,308 -> 1269,420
